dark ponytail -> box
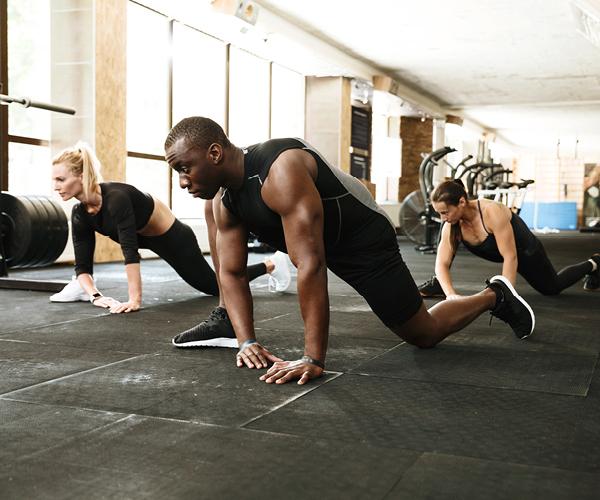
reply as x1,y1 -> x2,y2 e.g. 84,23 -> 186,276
431,180 -> 468,255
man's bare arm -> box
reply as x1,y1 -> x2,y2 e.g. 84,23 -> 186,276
262,150 -> 329,364
214,196 -> 281,369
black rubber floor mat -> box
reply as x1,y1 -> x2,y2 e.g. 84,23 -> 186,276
4,351 -> 330,426
247,374 -> 600,472
0,341 -> 133,394
0,413 -> 419,499
390,452 -> 600,500
351,344 -> 597,396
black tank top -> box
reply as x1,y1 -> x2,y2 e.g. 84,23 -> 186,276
462,200 -> 539,262
72,182 -> 155,274
221,138 -> 394,253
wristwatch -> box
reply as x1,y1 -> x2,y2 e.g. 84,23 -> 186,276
90,292 -> 103,303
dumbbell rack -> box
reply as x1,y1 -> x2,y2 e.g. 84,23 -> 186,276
0,92 -> 75,291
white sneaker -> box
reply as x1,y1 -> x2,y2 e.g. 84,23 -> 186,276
266,251 -> 292,292
49,277 -> 90,302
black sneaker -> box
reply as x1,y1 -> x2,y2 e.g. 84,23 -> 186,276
583,254 -> 600,291
172,306 -> 237,348
418,276 -> 446,299
486,275 -> 535,339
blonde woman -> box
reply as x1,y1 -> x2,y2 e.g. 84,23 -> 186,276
50,142 -> 291,347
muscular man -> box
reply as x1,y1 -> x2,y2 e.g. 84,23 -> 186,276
164,117 -> 535,385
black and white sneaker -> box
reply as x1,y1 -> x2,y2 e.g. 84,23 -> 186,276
583,254 -> 600,291
418,275 -> 446,299
172,306 -> 237,348
486,275 -> 535,339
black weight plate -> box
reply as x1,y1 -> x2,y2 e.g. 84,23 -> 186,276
19,195 -> 49,268
38,196 -> 68,265
24,195 -> 52,267
0,192 -> 32,267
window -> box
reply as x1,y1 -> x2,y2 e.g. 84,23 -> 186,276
7,0 -> 51,140
172,22 -> 227,125
126,2 -> 170,156
270,64 -> 305,139
7,143 -> 51,195
228,47 -> 270,147
125,157 -> 170,206
4,0 -> 53,196
170,21 -> 228,219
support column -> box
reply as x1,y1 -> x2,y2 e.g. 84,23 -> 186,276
51,0 -> 127,263
398,117 -> 432,201
305,76 -> 351,173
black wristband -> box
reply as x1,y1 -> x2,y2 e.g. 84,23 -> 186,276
301,355 -> 324,369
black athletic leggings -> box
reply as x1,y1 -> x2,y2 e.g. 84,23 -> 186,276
518,241 -> 593,295
137,219 -> 266,296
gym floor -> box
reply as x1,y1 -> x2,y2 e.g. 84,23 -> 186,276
1,233 -> 599,499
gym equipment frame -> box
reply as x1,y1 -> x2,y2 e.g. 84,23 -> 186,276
0,92 -> 76,291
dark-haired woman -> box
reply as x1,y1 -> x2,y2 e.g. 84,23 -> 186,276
426,179 -> 599,299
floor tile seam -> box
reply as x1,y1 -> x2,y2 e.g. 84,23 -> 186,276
0,336 -> 142,356
0,395 -> 237,432
339,372 -> 591,398
344,342 -> 407,372
6,456 -> 181,483
381,454 -> 424,500
238,371 -> 344,428
0,396 -> 135,418
0,298 -> 219,335
255,312 -> 293,324
0,313 -> 111,335
412,450 -> 600,475
233,426 -> 600,475
407,343 -> 600,358
0,354 -> 149,398
12,413 -> 136,464
379,451 -> 600,500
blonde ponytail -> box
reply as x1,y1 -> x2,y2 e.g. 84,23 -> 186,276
52,142 -> 103,199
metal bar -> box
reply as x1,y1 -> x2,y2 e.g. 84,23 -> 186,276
8,135 -> 49,147
0,94 -> 76,115
127,150 -> 165,161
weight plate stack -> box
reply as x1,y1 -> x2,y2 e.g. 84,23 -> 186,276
0,192 -> 69,268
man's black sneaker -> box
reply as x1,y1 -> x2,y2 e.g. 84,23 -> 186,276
172,306 -> 237,348
418,276 -> 446,299
583,254 -> 600,291
486,275 -> 535,339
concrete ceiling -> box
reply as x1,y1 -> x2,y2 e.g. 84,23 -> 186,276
255,0 -> 600,155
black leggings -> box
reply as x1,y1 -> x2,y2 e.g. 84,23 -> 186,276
518,242 -> 593,295
137,219 -> 266,296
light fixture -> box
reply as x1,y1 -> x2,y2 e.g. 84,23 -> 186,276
570,0 -> 600,48
211,0 -> 260,26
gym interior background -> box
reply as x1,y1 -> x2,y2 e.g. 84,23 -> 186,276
3,0 -> 600,263
0,0 -> 600,498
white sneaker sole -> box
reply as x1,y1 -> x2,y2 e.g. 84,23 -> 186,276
172,337 -> 238,348
49,296 -> 89,303
489,275 -> 535,338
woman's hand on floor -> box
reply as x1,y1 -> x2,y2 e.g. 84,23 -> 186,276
92,296 -> 119,309
109,300 -> 141,314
